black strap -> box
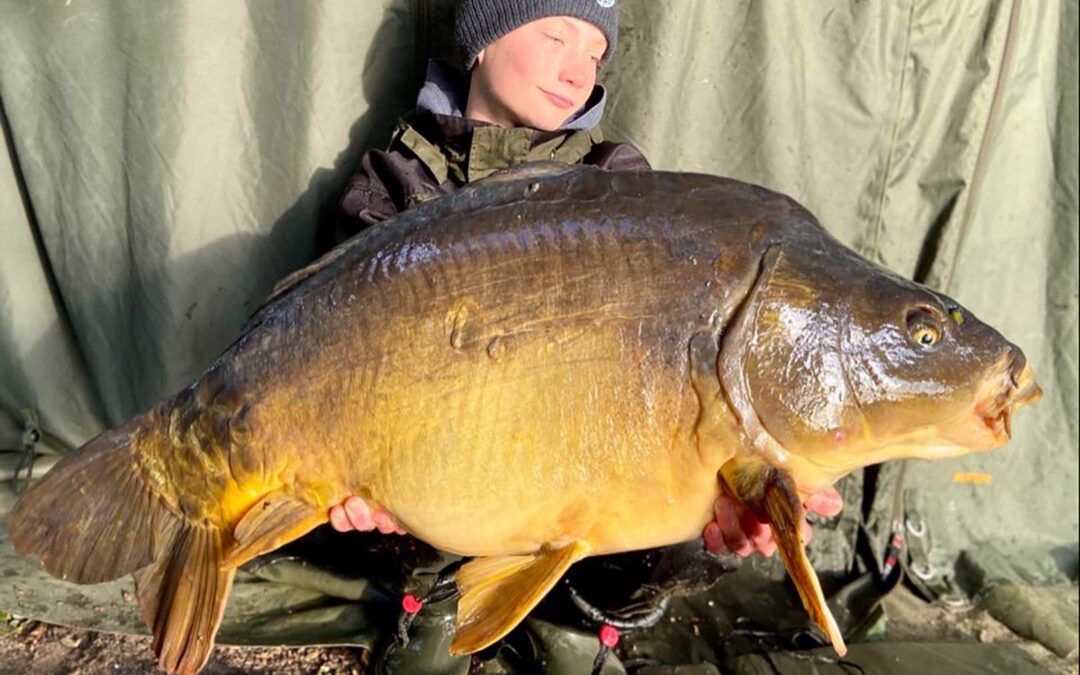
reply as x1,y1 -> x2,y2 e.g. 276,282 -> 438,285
414,0 -> 431,88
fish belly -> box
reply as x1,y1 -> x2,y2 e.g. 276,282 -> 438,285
355,328 -> 723,557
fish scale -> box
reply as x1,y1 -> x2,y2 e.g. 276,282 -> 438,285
9,163 -> 1040,673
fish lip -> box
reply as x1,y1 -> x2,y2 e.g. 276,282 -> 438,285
1010,372 -> 1043,408
1004,356 -> 1043,412
977,357 -> 1041,440
980,409 -> 1011,439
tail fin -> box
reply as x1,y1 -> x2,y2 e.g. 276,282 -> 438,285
8,413 -> 235,674
7,416 -> 183,583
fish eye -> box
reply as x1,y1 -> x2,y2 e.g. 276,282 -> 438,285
906,309 -> 943,350
913,326 -> 940,347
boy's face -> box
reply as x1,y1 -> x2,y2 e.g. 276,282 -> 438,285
467,16 -> 607,132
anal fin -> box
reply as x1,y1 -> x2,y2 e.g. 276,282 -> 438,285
132,492 -> 326,673
133,525 -> 235,675
223,491 -> 327,568
450,540 -> 590,655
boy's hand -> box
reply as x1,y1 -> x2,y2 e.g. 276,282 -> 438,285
327,485 -> 844,555
329,496 -> 407,535
703,486 -> 843,557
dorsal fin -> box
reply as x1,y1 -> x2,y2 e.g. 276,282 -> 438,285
266,241 -> 353,307
241,238 -> 359,332
245,161 -> 581,333
481,161 -> 584,184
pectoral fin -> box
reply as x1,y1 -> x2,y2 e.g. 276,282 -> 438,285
721,462 -> 847,656
450,540 -> 590,655
223,491 -> 327,568
761,470 -> 846,656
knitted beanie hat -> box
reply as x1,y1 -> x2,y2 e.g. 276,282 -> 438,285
456,0 -> 619,70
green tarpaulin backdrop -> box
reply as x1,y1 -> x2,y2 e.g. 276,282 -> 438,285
1,0 -> 1076,669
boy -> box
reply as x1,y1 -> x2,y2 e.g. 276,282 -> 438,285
327,0 -> 841,561
325,0 -> 646,246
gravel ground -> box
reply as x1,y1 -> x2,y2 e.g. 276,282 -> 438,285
0,618 -> 367,675
1,586 -> 1076,675
881,587 -> 1078,675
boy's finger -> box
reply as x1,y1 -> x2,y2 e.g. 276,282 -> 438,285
714,498 -> 752,555
344,496 -> 376,531
747,521 -> 775,554
757,537 -> 777,558
703,521 -> 729,555
329,505 -> 351,532
804,486 -> 843,517
726,531 -> 754,557
373,510 -> 398,534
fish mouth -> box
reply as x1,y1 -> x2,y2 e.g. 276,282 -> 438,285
977,351 -> 1042,441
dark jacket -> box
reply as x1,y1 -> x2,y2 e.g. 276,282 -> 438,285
330,60 -> 650,246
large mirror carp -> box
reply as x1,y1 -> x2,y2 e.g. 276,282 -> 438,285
8,163 -> 1041,673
